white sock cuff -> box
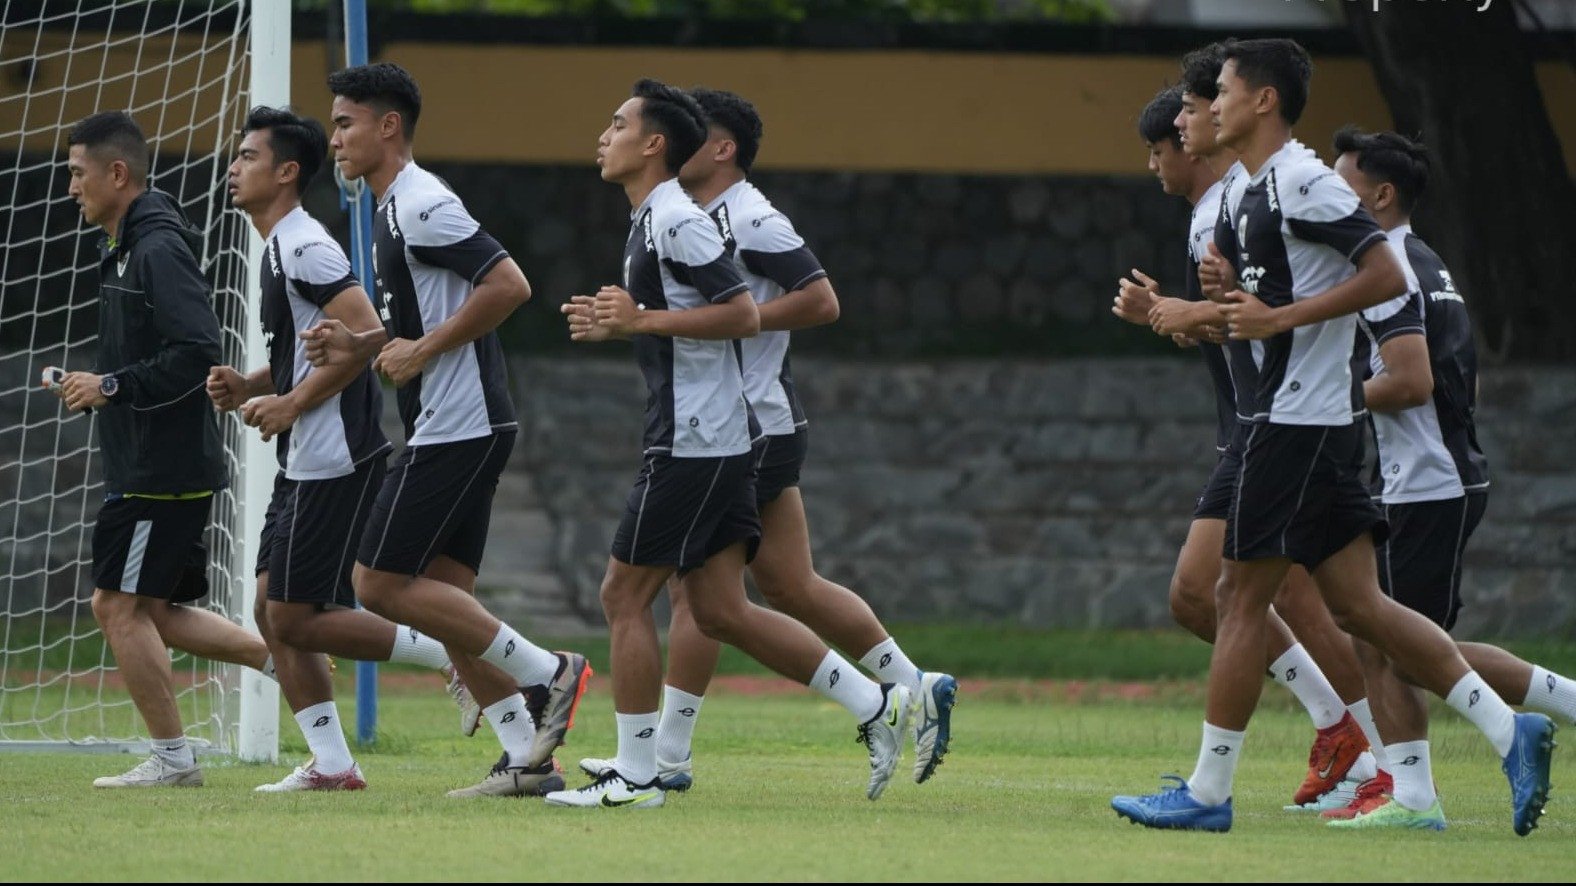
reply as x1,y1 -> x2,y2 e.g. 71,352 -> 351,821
387,626 -> 450,670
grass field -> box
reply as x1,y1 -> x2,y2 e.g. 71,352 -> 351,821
4,630 -> 1574,882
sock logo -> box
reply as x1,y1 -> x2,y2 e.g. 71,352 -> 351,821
1549,675 -> 1558,694
501,711 -> 517,724
1284,667 -> 1296,682
312,715 -> 331,728
408,626 -> 418,644
1400,755 -> 1420,766
829,668 -> 840,687
504,639 -> 516,658
1468,688 -> 1480,707
879,653 -> 892,669
636,727 -> 655,739
679,707 -> 696,717
1211,745 -> 1231,756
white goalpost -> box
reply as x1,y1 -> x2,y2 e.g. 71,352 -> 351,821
0,0 -> 282,760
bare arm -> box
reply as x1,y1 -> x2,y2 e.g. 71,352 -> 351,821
757,277 -> 838,332
1221,246 -> 1406,340
285,287 -> 383,413
1364,332 -> 1434,413
596,286 -> 759,341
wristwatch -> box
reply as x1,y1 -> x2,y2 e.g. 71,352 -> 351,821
99,374 -> 120,401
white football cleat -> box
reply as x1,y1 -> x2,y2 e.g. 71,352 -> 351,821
442,663 -> 483,737
858,683 -> 912,800
544,770 -> 665,809
579,754 -> 693,791
93,754 -> 204,788
912,671 -> 958,784
255,761 -> 367,792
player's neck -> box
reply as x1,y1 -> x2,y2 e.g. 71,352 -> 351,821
1204,148 -> 1238,179
685,168 -> 745,208
1236,125 -> 1291,177
100,187 -> 145,243
621,164 -> 671,209
366,151 -> 413,201
248,196 -> 301,241
1379,211 -> 1410,233
1186,163 -> 1222,205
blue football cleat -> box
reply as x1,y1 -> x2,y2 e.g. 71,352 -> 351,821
1503,712 -> 1557,836
913,672 -> 958,784
1112,775 -> 1232,832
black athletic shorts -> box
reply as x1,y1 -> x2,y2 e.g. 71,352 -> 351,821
611,448 -> 761,575
1376,493 -> 1486,631
1225,422 -> 1388,570
258,456 -> 386,607
1193,446 -> 1242,521
755,429 -> 808,508
92,494 -> 211,602
357,431 -> 514,577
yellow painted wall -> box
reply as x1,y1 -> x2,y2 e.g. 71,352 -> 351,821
6,35 -> 1572,175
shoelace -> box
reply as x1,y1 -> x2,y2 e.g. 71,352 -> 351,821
1142,775 -> 1197,809
572,770 -> 624,794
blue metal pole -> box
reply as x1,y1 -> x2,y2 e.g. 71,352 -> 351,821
339,0 -> 379,748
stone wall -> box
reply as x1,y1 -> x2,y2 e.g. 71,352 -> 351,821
484,357 -> 1576,640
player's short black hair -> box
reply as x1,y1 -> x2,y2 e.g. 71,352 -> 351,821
1333,126 -> 1430,214
242,106 -> 328,196
1221,38 -> 1312,125
1179,42 -> 1228,101
66,111 -> 149,183
1138,85 -> 1184,147
631,78 -> 707,175
690,88 -> 764,173
327,62 -> 422,140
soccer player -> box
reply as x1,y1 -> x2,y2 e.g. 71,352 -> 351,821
1114,70 -> 1377,810
207,105 -> 463,791
1322,127 -> 1576,830
302,63 -> 590,798
575,87 -> 957,793
1111,38 -> 1555,835
55,111 -> 275,788
548,79 -> 910,809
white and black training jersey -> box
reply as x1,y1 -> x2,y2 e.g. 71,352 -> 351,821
261,207 -> 391,480
1214,140 -> 1389,426
1185,172 -> 1239,451
705,180 -> 827,438
623,178 -> 756,458
1356,225 -> 1488,503
372,162 -> 516,446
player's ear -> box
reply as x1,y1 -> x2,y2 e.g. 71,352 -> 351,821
1374,181 -> 1395,214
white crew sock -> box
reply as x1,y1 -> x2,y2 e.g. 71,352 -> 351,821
477,624 -> 559,688
809,651 -> 884,723
483,694 -> 536,768
1187,721 -> 1245,807
616,711 -> 660,786
294,701 -> 352,774
1526,665 -> 1576,724
1445,672 -> 1517,757
1346,698 -> 1390,775
386,626 -> 450,670
150,735 -> 196,769
655,686 -> 704,765
1386,740 -> 1438,812
1268,644 -> 1343,730
858,637 -> 922,695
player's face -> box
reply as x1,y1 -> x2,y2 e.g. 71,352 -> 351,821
678,126 -> 728,189
1211,61 -> 1254,150
227,129 -> 282,212
66,144 -> 117,228
1175,92 -> 1218,158
330,96 -> 380,181
1334,151 -> 1382,215
597,97 -> 649,183
1147,139 -> 1191,197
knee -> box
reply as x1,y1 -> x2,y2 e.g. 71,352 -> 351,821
353,565 -> 398,616
91,588 -> 135,631
599,575 -> 648,624
687,595 -> 745,645
1325,596 -> 1378,638
753,568 -> 807,614
1168,572 -> 1216,638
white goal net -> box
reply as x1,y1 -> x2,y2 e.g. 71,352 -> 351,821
0,0 -> 278,754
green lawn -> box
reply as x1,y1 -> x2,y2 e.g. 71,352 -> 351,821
2,667 -> 1572,882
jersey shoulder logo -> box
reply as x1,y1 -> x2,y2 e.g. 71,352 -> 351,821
711,203 -> 735,249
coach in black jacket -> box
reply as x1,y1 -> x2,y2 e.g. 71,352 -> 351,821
55,111 -> 268,789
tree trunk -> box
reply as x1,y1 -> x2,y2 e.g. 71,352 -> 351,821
1345,1 -> 1576,363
